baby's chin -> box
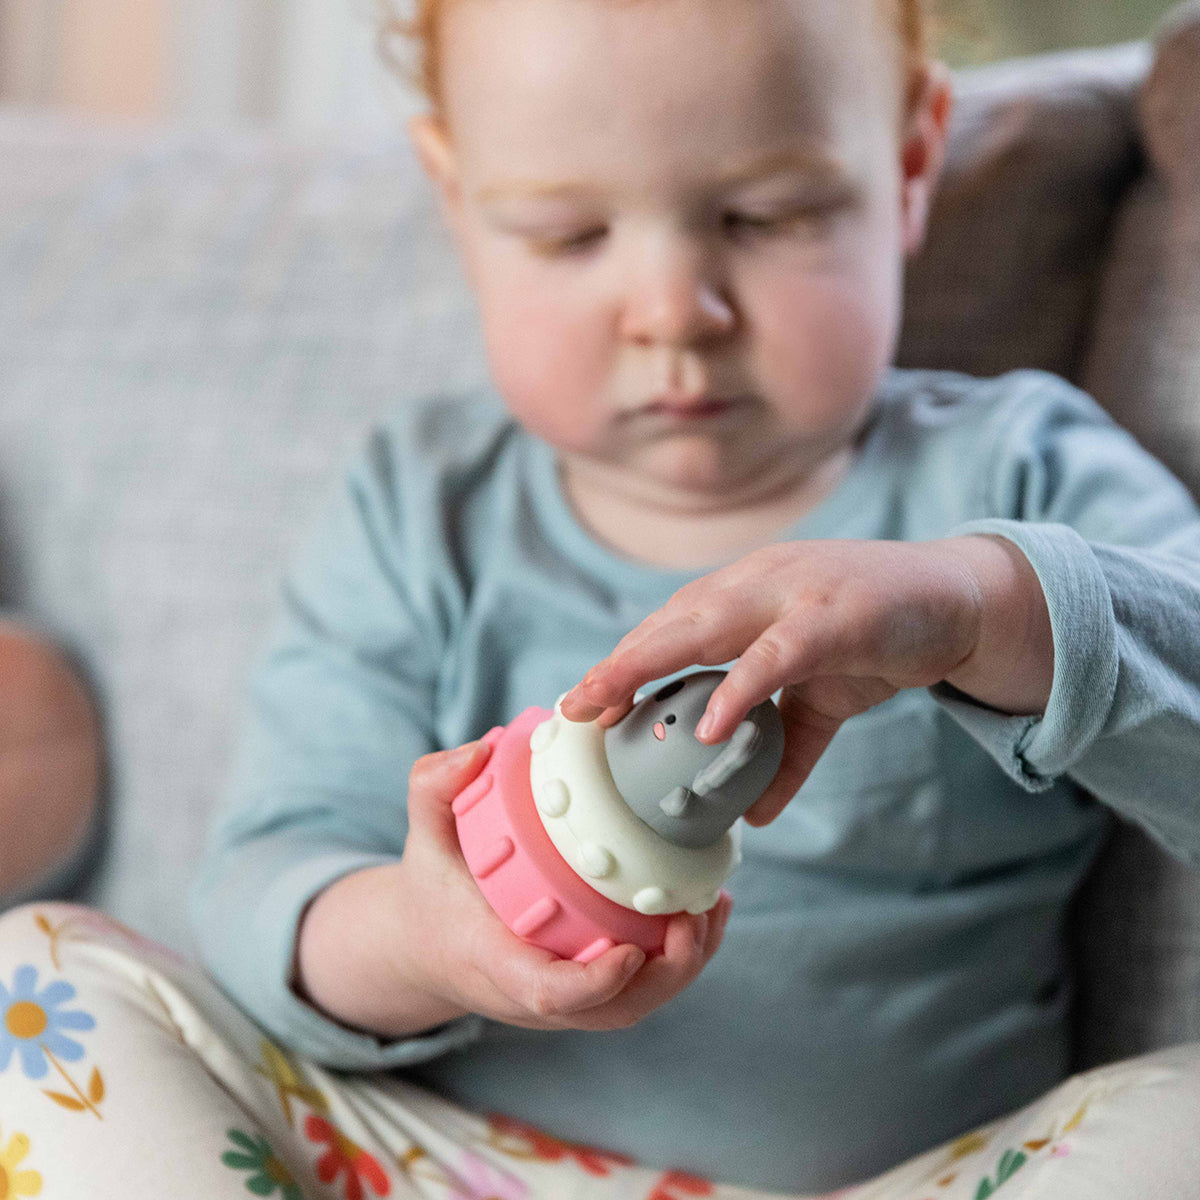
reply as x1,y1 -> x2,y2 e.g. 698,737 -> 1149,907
596,436 -> 805,512
636,439 -> 756,498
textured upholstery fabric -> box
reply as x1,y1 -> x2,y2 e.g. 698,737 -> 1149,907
898,42 -> 1149,381
1082,3 -> 1200,492
0,24 -> 1195,1067
1071,3 -> 1200,1070
0,114 -> 488,950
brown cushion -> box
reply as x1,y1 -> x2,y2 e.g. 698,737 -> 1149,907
897,42 -> 1148,380
1080,2 -> 1200,492
1071,2 -> 1200,1070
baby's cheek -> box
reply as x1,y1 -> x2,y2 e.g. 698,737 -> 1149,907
477,277 -> 611,444
756,267 -> 899,413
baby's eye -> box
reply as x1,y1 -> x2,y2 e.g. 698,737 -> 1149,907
529,228 -> 608,258
724,211 -> 781,233
722,203 -> 842,239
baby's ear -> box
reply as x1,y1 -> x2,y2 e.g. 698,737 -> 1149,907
899,60 -> 955,258
408,114 -> 466,231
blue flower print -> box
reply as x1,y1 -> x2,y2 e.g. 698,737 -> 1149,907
0,964 -> 96,1079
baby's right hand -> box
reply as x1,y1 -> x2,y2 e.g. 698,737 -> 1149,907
394,740 -> 731,1033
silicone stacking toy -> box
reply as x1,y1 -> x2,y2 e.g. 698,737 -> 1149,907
453,670 -> 784,962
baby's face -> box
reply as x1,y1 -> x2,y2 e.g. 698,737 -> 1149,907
411,0 -> 949,505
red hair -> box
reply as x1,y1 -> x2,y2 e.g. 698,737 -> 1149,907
379,0 -> 932,118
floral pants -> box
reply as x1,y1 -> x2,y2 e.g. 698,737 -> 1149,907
1,902 -> 1199,1200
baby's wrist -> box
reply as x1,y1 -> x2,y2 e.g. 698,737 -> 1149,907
937,535 -> 1054,717
292,861 -> 471,1040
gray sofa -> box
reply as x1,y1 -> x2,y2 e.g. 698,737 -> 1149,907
2,7 -> 1200,1074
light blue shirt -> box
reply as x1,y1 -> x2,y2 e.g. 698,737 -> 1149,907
190,368 -> 1200,1192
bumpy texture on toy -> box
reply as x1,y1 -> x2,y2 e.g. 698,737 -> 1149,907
453,671 -> 784,961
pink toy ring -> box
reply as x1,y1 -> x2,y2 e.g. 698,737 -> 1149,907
454,707 -> 670,962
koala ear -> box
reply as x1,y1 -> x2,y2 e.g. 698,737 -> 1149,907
659,786 -> 696,818
691,720 -> 761,796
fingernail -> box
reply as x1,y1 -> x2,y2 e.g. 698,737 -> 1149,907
695,711 -> 716,741
623,948 -> 645,975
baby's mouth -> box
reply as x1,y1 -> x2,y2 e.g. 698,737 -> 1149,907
640,396 -> 745,421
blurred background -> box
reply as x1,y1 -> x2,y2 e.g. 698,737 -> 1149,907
0,0 -> 1183,132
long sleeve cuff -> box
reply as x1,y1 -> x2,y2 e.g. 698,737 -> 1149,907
927,520 -> 1119,793
189,829 -> 486,1070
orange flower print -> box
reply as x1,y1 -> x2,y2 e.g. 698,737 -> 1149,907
304,1114 -> 390,1200
0,1126 -> 43,1197
488,1112 -> 635,1176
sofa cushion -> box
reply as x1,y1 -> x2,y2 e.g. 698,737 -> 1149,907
1072,1 -> 1200,1070
1081,2 -> 1200,489
899,42 -> 1149,381
0,113 -> 488,951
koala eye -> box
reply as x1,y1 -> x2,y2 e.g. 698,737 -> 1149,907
653,679 -> 687,702
665,714 -> 677,725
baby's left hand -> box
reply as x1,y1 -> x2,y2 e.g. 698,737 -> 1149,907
561,536 -> 1049,826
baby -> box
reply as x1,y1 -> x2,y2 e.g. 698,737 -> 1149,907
5,0 -> 1200,1196
199,0 -> 1200,1191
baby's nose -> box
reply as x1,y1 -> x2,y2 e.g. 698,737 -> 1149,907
620,244 -> 736,346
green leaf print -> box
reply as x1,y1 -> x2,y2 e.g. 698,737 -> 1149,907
974,1147 -> 1028,1199
221,1127 -> 304,1199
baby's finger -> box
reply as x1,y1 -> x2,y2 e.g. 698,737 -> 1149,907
565,897 -> 732,1030
562,576 -> 752,718
575,617 -> 761,714
407,741 -> 493,847
485,937 -> 646,1022
594,697 -> 635,728
560,692 -> 634,727
611,910 -> 710,1006
561,651 -> 644,719
665,907 -> 710,966
559,693 -> 606,722
706,890 -> 733,956
742,693 -> 841,826
693,618 -> 832,744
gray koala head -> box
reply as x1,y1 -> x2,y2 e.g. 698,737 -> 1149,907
603,670 -> 784,848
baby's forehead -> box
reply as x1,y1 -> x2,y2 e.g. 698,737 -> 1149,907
438,0 -> 899,146
438,0 -> 895,84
